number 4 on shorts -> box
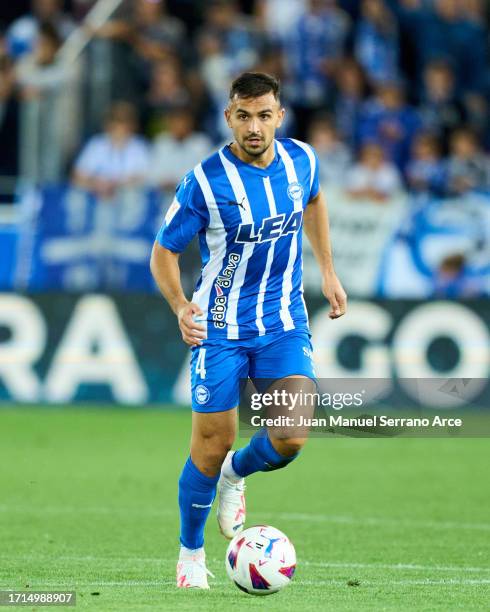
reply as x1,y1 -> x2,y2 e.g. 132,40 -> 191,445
196,348 -> 206,379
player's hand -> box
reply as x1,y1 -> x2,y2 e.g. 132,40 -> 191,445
177,302 -> 207,347
322,273 -> 347,319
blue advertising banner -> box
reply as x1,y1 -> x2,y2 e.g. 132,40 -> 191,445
0,225 -> 17,289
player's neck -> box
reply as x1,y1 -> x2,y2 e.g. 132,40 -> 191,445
229,141 -> 276,169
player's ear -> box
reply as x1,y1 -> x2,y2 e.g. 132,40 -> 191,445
224,107 -> 232,128
276,107 -> 285,128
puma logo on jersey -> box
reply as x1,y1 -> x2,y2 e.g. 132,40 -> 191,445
236,211 -> 303,243
225,197 -> 246,210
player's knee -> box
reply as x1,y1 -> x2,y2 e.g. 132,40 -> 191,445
197,429 -> 234,453
191,432 -> 233,474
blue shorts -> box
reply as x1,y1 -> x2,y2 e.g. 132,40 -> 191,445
190,328 -> 316,412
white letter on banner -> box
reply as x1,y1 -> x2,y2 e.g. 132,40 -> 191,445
310,301 -> 392,378
393,302 -> 489,407
0,294 -> 45,401
44,296 -> 148,403
393,301 -> 490,379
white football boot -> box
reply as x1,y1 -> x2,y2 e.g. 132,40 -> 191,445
176,547 -> 214,589
216,451 -> 246,539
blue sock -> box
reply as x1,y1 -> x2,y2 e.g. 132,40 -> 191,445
178,456 -> 220,549
232,429 -> 299,477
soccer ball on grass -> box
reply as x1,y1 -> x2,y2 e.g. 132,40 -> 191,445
225,525 -> 296,595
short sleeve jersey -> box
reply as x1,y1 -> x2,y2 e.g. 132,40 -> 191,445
156,138 -> 320,339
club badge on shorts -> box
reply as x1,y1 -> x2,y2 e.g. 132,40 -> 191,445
195,384 -> 210,405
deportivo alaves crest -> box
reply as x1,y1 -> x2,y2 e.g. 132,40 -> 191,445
236,211 -> 303,243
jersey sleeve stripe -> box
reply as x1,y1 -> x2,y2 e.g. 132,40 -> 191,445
291,138 -> 316,190
192,163 -> 227,334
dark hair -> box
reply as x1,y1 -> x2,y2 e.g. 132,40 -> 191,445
310,111 -> 336,129
38,22 -> 62,48
105,101 -> 138,126
229,72 -> 280,101
415,132 -> 441,153
451,126 -> 479,144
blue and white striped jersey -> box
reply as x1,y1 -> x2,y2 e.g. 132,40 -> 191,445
156,138 -> 320,339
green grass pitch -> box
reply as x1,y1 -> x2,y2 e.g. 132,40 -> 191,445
1,406 -> 489,611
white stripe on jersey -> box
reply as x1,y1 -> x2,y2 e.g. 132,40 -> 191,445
255,176 -> 277,336
218,149 -> 255,340
291,139 -> 313,325
300,260 -> 309,326
192,163 -> 227,333
276,140 -> 303,332
291,138 -> 316,190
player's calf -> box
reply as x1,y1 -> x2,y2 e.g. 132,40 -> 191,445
191,411 -> 236,477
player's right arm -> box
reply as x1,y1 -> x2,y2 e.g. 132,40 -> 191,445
150,244 -> 206,347
150,171 -> 209,347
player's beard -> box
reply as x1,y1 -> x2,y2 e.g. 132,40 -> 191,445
238,135 -> 272,158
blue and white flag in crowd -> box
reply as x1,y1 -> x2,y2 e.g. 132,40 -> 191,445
16,186 -> 164,291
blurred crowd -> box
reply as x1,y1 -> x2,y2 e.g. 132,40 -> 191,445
1,0 -> 490,200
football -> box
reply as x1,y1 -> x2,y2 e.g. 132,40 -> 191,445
225,525 -> 296,596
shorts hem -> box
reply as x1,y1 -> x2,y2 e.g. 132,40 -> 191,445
251,370 -> 316,382
191,403 -> 238,413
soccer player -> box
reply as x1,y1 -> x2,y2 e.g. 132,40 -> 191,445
150,72 -> 347,589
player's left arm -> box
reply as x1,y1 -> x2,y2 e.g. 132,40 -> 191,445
303,189 -> 347,319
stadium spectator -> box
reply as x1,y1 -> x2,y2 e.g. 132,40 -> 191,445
85,1 -> 132,42
418,61 -> 464,152
196,20 -> 255,143
345,141 -> 403,202
71,0 -> 98,21
129,0 -> 186,86
198,0 -> 263,75
197,0 -> 264,134
72,101 -> 150,199
197,31 -> 233,108
307,114 -> 351,186
252,48 -> 296,138
148,107 -> 212,192
284,0 -> 351,138
0,40 -> 18,175
453,0 -> 487,96
354,0 -> 399,87
462,0 -> 488,28
445,128 -> 490,196
254,0 -> 306,44
358,80 -> 420,170
462,93 -> 489,149
15,22 -> 68,96
417,0 -> 486,95
14,22 -> 81,182
405,133 -> 446,196
144,58 -> 192,136
433,253 -> 485,298
6,0 -> 75,60
332,58 -> 367,149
